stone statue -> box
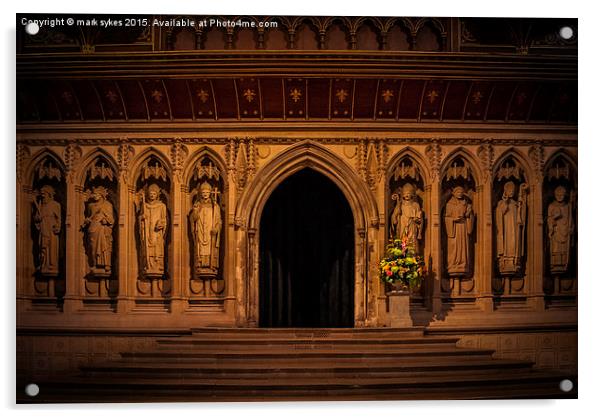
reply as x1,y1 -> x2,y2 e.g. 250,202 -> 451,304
495,181 -> 528,275
390,183 -> 423,249
137,183 -> 167,278
82,186 -> 114,276
190,182 -> 222,277
33,185 -> 61,276
444,186 -> 474,277
547,185 -> 574,274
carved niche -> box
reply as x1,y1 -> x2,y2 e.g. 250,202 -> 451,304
30,156 -> 66,302
387,156 -> 426,300
441,157 -> 477,296
492,156 -> 529,296
187,156 -> 225,299
134,156 -> 171,299
388,157 -> 425,252
543,155 -> 577,297
80,156 -> 118,301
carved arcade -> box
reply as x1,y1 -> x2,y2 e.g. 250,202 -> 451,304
17,142 -> 577,320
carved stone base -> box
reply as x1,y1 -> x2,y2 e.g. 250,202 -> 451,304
498,257 -> 522,276
89,267 -> 112,278
387,292 -> 413,328
195,267 -> 218,279
136,277 -> 170,298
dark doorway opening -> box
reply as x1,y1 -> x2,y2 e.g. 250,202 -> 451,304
259,168 -> 355,328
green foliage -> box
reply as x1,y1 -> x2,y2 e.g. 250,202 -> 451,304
379,238 -> 425,289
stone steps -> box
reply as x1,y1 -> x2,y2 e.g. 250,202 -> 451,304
189,327 -> 425,338
17,327 -> 577,402
81,358 -> 535,379
21,370 -> 571,402
122,346 -> 496,360
156,336 -> 460,347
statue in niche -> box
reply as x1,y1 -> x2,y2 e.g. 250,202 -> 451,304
33,185 -> 61,276
82,186 -> 114,276
137,183 -> 167,278
495,181 -> 528,275
444,186 -> 474,277
390,183 -> 423,249
190,182 -> 222,278
547,185 -> 574,274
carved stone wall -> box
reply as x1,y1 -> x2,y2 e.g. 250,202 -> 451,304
455,330 -> 577,373
17,328 -> 577,381
16,137 -> 577,330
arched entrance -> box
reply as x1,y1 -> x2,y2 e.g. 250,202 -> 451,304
259,168 -> 354,327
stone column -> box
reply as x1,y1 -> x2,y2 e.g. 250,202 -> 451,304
428,181 -> 442,315
425,142 -> 443,316
116,142 -> 135,313
223,198 -> 237,320
16,146 -> 28,311
356,228 -> 368,327
63,177 -> 82,313
116,176 -> 134,313
168,141 -> 188,313
529,179 -> 546,310
367,215 -> 383,327
169,177 -> 186,314
18,185 -> 37,309
234,220 -> 247,326
16,184 -> 29,312
476,181 -> 494,312
477,143 -> 494,311
247,227 -> 258,326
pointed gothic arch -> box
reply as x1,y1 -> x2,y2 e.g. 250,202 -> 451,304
128,147 -> 172,187
440,147 -> 483,187
236,140 -> 378,232
76,147 -> 119,187
493,148 -> 534,185
234,140 -> 379,327
25,148 -> 66,186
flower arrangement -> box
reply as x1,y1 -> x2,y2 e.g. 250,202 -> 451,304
379,238 -> 425,290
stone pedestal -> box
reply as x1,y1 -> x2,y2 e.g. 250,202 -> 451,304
388,291 -> 413,328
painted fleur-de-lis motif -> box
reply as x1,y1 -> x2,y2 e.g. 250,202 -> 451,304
151,89 -> 163,104
289,88 -> 302,103
472,91 -> 483,104
105,90 -> 118,103
381,89 -> 394,103
336,88 -> 349,103
197,89 -> 209,103
61,91 -> 73,104
427,89 -> 439,104
243,88 -> 256,103
516,92 -> 528,105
